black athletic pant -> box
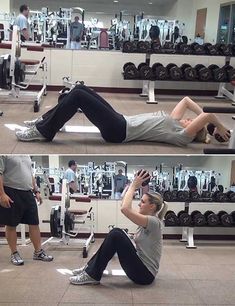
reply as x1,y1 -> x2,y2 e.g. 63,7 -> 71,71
36,85 -> 127,142
85,228 -> 155,285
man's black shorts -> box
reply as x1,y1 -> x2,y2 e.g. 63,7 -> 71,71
0,186 -> 39,226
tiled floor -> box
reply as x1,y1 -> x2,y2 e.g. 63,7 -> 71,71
0,92 -> 233,154
0,239 -> 235,305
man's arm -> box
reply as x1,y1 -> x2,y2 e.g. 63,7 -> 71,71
19,16 -> 30,40
32,176 -> 43,204
66,171 -> 78,192
22,29 -> 30,40
170,96 -> 203,120
0,175 -> 13,208
69,181 -> 77,192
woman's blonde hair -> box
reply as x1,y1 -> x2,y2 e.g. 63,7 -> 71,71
194,127 -> 210,144
145,192 -> 168,220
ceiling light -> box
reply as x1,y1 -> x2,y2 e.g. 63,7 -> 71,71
149,2 -> 153,4
114,0 -> 119,2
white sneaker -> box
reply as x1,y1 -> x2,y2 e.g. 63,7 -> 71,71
69,271 -> 100,285
11,251 -> 24,266
23,117 -> 43,128
72,265 -> 86,275
15,126 -> 47,142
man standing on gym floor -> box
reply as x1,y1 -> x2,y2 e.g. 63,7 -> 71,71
114,169 -> 127,200
0,156 -> 53,265
14,4 -> 31,41
70,16 -> 84,49
64,160 -> 78,194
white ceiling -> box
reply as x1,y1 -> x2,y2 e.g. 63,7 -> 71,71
13,0 -> 178,15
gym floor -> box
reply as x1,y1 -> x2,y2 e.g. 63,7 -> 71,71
0,92 -> 233,154
0,239 -> 235,305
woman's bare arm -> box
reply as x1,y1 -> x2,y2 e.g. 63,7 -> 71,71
170,96 -> 203,120
185,112 -> 230,141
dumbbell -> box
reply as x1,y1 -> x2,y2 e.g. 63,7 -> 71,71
204,43 -> 220,56
165,211 -> 179,226
171,190 -> 178,201
163,42 -> 174,50
122,41 -> 137,53
204,210 -> 219,226
177,190 -> 189,202
212,190 -> 228,202
223,65 -> 235,82
226,191 -> 235,202
191,43 -> 206,55
218,44 -> 233,56
178,210 -> 192,226
137,41 -> 151,53
189,190 -> 200,201
151,42 -> 162,53
152,63 -> 168,80
163,190 -> 172,201
166,63 -> 183,81
208,64 -> 227,82
201,190 -> 211,199
123,62 -> 139,79
206,123 -> 231,143
137,63 -> 152,80
180,64 -> 197,81
191,210 -> 206,226
194,64 -> 212,82
218,211 -> 233,226
176,43 -> 192,54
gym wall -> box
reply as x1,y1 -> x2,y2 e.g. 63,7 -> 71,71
32,155 -> 235,191
189,0 -> 232,44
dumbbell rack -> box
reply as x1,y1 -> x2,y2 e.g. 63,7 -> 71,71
166,201 -> 235,249
124,53 -> 235,105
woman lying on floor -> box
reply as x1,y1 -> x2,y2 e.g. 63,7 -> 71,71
16,84 -> 231,145
69,170 -> 167,286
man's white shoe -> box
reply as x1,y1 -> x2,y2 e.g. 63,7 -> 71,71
69,271 -> 100,285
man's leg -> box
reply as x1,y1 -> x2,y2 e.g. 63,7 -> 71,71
28,225 -> 41,252
5,225 -> 24,265
5,226 -> 17,253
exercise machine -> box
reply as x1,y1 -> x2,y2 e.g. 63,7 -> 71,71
0,25 -> 47,112
42,179 -> 95,258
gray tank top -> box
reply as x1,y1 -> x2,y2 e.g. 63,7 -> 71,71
123,111 -> 194,146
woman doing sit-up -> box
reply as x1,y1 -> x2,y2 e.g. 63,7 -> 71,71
69,170 -> 167,286
16,84 -> 231,145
